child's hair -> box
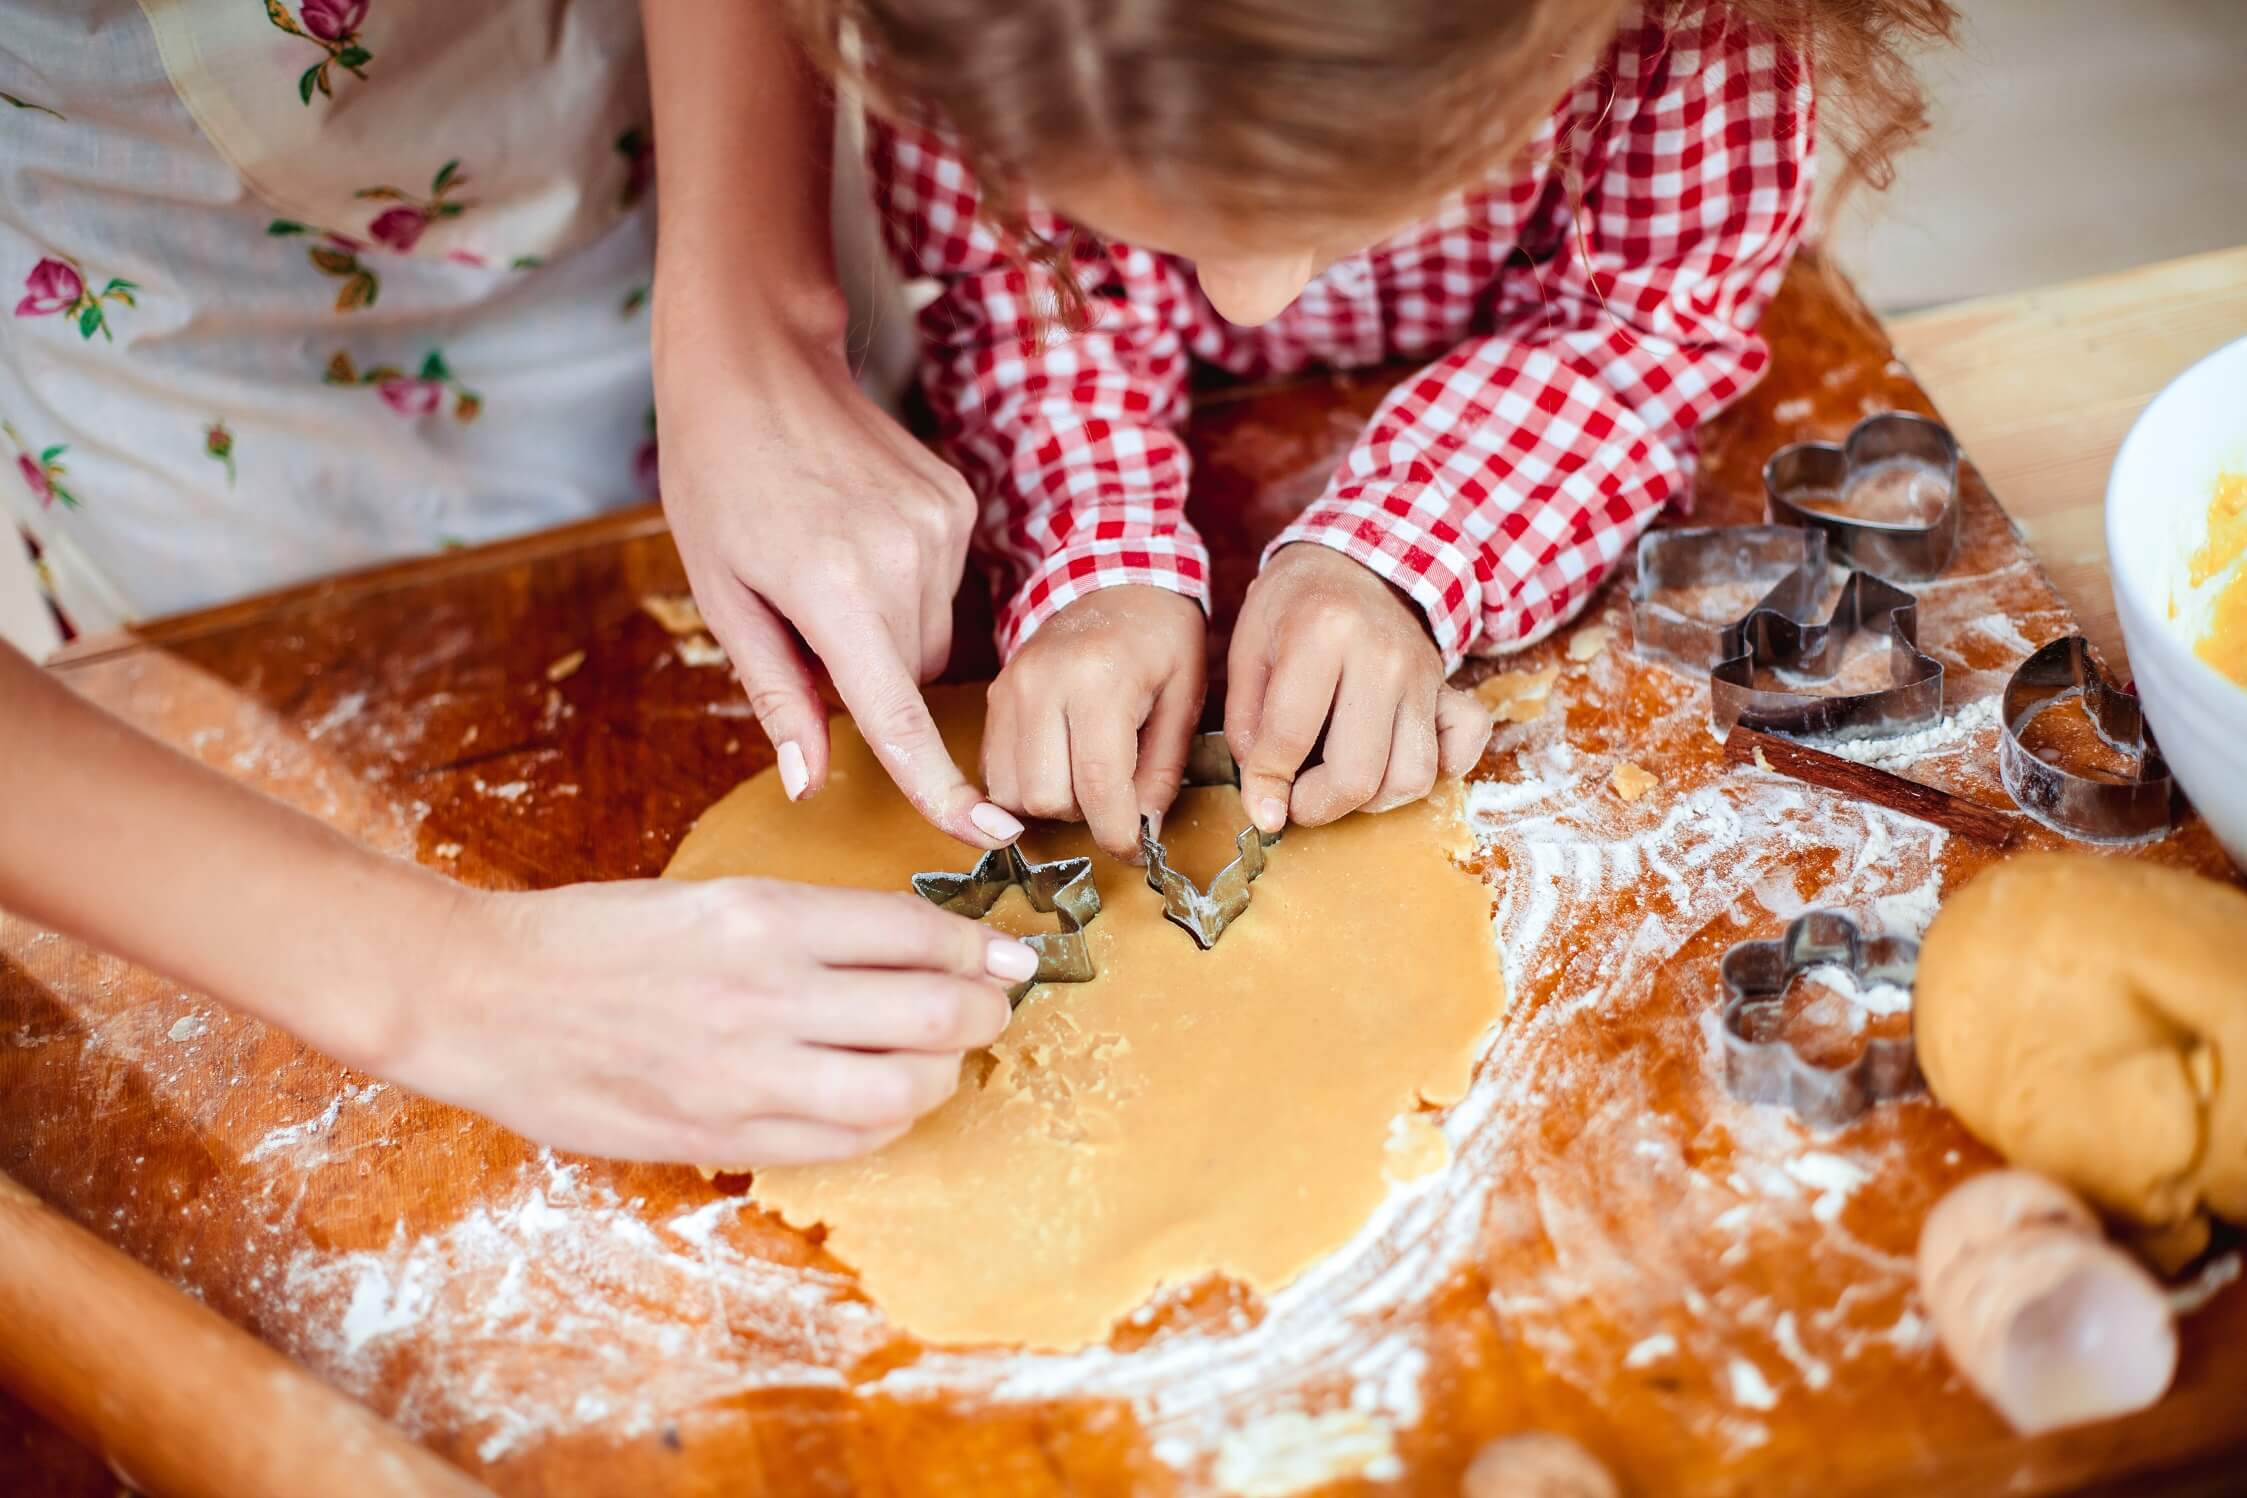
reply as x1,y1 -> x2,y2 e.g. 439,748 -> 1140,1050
792,0 -> 1956,316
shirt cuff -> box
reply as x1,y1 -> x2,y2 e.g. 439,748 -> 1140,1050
997,532 -> 1212,659
1266,495 -> 1486,673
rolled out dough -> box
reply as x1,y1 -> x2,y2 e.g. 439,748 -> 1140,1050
664,687 -> 1506,1350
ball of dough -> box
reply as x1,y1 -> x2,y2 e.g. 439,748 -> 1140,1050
1915,854 -> 2247,1238
1461,1432 -> 1619,1498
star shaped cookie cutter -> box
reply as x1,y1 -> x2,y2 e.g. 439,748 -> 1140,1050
1765,411 -> 1962,581
910,845 -> 1101,1006
1138,732 -> 1278,950
1998,634 -> 2176,845
1718,909 -> 1923,1128
1709,570 -> 1946,743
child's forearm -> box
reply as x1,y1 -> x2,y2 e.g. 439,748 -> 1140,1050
0,641 -> 452,1071
646,0 -> 846,355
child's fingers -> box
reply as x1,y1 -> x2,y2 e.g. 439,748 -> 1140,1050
704,582 -> 831,802
981,684 -> 1021,815
1366,696 -> 1441,813
1067,699 -> 1146,859
1133,672 -> 1203,838
1234,644 -> 1342,835
1435,687 -> 1496,778
1012,699 -> 1079,822
1287,664 -> 1401,826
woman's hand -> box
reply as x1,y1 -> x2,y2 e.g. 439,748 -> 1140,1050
376,877 -> 1031,1168
982,585 -> 1207,860
646,0 -> 1019,850
1225,544 -> 1492,833
657,328 -> 1022,850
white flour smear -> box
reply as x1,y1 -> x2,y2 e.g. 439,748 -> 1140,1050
69,542 -> 2142,1490
244,595 -> 2029,1493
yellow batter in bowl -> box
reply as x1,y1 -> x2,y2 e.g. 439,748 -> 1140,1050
2191,471 -> 2247,686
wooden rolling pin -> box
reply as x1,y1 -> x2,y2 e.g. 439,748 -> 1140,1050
0,1168 -> 490,1498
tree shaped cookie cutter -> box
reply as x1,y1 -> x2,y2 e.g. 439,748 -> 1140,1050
1764,411 -> 1962,581
1718,909 -> 1923,1128
1629,523 -> 1833,673
1998,634 -> 2176,845
910,846 -> 1101,1006
1138,732 -> 1279,950
1709,570 -> 1946,742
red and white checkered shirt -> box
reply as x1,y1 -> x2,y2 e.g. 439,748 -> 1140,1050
869,2 -> 1813,667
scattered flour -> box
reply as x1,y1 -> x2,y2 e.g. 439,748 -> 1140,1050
1212,1410 -> 1402,1496
1623,1333 -> 1679,1369
1784,1153 -> 1871,1226
166,1014 -> 209,1042
1727,1358 -> 1779,1411
1822,695 -> 1999,768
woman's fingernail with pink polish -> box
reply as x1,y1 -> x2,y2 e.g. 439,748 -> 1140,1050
970,801 -> 1025,843
986,939 -> 1040,982
777,741 -> 810,801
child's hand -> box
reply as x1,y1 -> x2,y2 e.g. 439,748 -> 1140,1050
982,586 -> 1206,859
1226,544 -> 1493,832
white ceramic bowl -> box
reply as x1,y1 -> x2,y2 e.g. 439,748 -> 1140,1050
2104,334 -> 2247,871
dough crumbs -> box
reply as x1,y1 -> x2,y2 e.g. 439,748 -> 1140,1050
1474,664 -> 1561,723
1609,762 -> 1658,802
1566,624 -> 1612,663
1383,1112 -> 1450,1185
166,1014 -> 208,1043
1753,745 -> 1774,774
675,634 -> 729,669
545,649 -> 586,683
431,842 -> 462,860
640,593 -> 706,637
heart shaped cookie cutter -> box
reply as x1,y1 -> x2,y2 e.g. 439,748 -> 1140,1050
1139,732 -> 1278,950
1765,412 -> 1962,581
1719,909 -> 1923,1128
911,845 -> 1101,1006
1998,634 -> 2176,844
1709,570 -> 1946,743
1629,524 -> 1833,673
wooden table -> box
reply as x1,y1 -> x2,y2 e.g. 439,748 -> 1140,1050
1888,243 -> 2247,674
5,254 -> 2245,1497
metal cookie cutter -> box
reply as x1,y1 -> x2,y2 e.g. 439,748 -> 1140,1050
1710,570 -> 1946,742
1719,909 -> 1922,1128
910,845 -> 1101,1006
1139,732 -> 1277,950
1629,524 -> 1832,673
1998,634 -> 2176,844
1765,412 -> 1962,581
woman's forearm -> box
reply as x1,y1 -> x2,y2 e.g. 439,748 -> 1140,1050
0,640 -> 452,1070
645,0 -> 848,355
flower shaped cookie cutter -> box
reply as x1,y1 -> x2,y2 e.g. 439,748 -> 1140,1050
910,845 -> 1101,1006
1765,411 -> 1962,581
1718,909 -> 1923,1128
1998,634 -> 2176,845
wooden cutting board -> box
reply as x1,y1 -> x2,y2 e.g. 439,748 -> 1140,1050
5,254 -> 2244,1496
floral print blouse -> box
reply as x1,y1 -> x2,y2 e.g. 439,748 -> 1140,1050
0,0 -> 659,635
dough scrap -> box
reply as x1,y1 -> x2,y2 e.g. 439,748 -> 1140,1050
1915,854 -> 2247,1242
664,687 -> 1504,1350
1474,665 -> 1560,723
1608,762 -> 1657,802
